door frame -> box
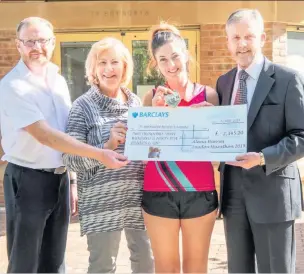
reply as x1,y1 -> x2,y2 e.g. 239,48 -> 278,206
52,32 -> 121,71
52,28 -> 200,98
122,30 -> 200,92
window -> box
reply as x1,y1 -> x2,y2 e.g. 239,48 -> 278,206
287,31 -> 304,57
287,30 -> 304,75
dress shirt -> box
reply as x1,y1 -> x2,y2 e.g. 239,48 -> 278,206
230,53 -> 265,110
0,59 -> 71,168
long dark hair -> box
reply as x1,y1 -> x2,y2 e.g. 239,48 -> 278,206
147,22 -> 187,74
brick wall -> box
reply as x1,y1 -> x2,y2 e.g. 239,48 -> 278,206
0,30 -> 19,79
0,31 -> 18,207
0,23 -> 288,86
199,24 -> 234,87
199,22 -> 288,88
271,22 -> 288,65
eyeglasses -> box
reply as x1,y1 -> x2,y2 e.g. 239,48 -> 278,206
18,38 -> 54,48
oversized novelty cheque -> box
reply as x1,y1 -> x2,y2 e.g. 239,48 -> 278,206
124,105 -> 247,162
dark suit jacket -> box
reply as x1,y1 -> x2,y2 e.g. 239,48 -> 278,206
217,57 -> 304,223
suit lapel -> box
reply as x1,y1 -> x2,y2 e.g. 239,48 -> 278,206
222,68 -> 237,106
247,58 -> 275,130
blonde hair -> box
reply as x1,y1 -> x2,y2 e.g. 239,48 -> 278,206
85,37 -> 133,87
147,21 -> 188,74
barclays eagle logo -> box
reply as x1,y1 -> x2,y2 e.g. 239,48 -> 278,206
132,112 -> 139,118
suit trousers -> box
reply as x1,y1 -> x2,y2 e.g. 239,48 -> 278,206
86,229 -> 154,273
3,163 -> 70,273
222,166 -> 296,273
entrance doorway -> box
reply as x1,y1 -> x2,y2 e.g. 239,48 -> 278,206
52,29 -> 199,102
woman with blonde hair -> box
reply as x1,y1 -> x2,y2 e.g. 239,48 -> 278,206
142,22 -> 219,273
63,37 -> 154,273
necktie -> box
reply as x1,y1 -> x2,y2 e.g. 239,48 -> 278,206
234,70 -> 249,105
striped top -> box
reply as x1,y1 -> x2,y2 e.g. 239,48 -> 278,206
63,85 -> 145,235
144,83 -> 215,192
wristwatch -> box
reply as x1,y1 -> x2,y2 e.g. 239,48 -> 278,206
70,179 -> 77,185
259,152 -> 265,166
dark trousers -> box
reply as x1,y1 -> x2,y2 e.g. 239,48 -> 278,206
3,163 -> 70,273
222,167 -> 296,273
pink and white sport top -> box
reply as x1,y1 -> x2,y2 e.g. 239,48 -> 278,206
143,83 -> 215,192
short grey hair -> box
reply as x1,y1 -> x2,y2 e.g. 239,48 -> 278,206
16,17 -> 54,38
226,9 -> 264,34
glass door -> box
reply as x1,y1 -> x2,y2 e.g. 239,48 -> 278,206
286,27 -> 304,77
53,33 -> 121,101
122,30 -> 199,100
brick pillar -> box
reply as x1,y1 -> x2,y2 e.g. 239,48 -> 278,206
267,22 -> 288,65
199,24 -> 234,88
0,31 -> 18,208
0,30 -> 19,80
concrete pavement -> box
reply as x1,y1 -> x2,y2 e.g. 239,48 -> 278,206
1,215 -> 304,273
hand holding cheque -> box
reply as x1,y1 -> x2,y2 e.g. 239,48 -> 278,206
104,122 -> 127,150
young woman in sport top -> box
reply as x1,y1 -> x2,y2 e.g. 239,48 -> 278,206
142,22 -> 219,273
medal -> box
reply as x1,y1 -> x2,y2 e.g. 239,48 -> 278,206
164,91 -> 181,107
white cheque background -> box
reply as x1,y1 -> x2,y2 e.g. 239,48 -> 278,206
124,105 -> 247,161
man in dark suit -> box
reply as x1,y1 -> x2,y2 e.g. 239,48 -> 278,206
216,9 -> 304,273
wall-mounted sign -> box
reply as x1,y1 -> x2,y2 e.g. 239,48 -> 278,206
90,9 -> 150,18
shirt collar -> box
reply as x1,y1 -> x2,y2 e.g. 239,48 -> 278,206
16,59 -> 59,79
237,53 -> 264,80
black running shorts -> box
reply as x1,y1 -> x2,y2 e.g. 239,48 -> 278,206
142,190 -> 218,219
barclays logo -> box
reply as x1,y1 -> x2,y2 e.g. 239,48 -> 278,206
131,111 -> 169,118
132,112 -> 139,118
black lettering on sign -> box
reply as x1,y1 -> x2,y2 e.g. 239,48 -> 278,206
90,10 -> 150,18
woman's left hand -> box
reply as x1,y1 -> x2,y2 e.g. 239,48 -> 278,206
104,122 -> 127,150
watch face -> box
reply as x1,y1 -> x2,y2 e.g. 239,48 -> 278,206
259,153 -> 265,165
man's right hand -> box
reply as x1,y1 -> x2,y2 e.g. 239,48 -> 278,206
98,149 -> 130,169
